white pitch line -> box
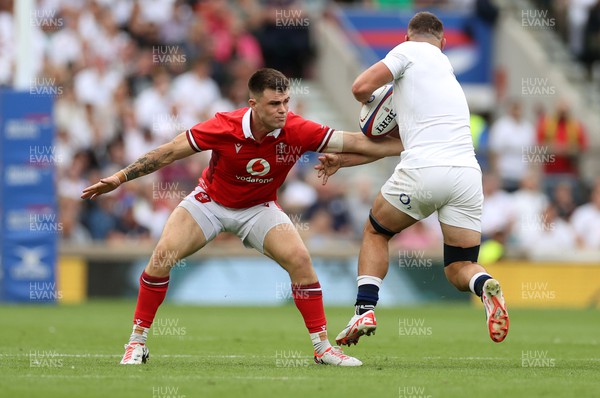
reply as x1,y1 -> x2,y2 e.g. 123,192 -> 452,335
5,354 -> 598,362
11,374 -> 315,381
0,354 -> 263,358
423,356 -> 600,361
422,356 -> 510,360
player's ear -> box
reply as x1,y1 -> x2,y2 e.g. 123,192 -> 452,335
404,34 -> 409,42
248,98 -> 256,108
440,37 -> 446,50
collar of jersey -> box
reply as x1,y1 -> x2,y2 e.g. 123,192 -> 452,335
242,108 -> 282,140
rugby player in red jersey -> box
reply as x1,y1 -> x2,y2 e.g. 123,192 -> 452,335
82,68 -> 403,366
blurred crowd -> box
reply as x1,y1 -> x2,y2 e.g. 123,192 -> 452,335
0,0 -> 316,244
0,0 -> 598,259
534,0 -> 600,76
475,97 -> 599,258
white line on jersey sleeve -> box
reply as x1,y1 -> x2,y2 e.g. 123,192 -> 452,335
186,129 -> 202,152
315,128 -> 334,153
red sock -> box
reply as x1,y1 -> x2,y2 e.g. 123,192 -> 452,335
133,271 -> 169,328
292,282 -> 327,333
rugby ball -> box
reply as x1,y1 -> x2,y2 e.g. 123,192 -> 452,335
359,85 -> 397,138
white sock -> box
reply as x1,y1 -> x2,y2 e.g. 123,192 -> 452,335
129,324 -> 149,344
468,272 -> 491,295
357,275 -> 383,288
310,331 -> 332,354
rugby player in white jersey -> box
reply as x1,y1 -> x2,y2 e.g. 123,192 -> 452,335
317,12 -> 509,346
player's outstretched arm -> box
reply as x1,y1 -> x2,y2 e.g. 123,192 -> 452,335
323,127 -> 402,157
316,127 -> 402,185
315,153 -> 381,185
81,132 -> 196,200
315,149 -> 396,185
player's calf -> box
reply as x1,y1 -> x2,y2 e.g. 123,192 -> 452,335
443,245 -> 510,342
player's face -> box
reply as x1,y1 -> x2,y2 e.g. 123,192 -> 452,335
249,89 -> 290,132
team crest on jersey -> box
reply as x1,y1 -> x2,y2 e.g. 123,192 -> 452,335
194,191 -> 211,203
275,141 -> 307,163
246,158 -> 270,176
275,142 -> 287,154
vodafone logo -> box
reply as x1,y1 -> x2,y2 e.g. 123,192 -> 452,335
246,158 -> 270,176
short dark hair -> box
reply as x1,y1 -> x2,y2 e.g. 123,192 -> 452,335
408,12 -> 443,40
248,68 -> 289,97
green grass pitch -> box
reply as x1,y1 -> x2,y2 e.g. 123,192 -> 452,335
0,301 -> 598,398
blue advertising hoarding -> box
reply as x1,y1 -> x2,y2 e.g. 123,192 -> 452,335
0,90 -> 58,302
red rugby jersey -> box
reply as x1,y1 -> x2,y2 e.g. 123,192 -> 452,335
186,108 -> 333,208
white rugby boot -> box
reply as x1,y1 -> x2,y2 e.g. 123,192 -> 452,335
314,346 -> 362,366
481,279 -> 509,342
335,310 -> 377,346
120,342 -> 149,365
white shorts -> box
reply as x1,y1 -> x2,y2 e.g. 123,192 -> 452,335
178,185 -> 293,253
381,166 -> 483,232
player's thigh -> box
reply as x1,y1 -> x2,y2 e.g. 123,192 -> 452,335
260,217 -> 312,271
149,186 -> 223,273
370,192 -> 420,233
377,167 -> 442,232
151,206 -> 208,264
226,202 -> 313,274
438,167 -> 483,248
440,222 -> 481,247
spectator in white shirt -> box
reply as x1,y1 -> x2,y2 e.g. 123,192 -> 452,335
48,12 -> 82,68
481,173 -> 514,239
171,58 -> 221,123
74,55 -> 123,108
122,109 -> 162,165
55,85 -> 94,150
91,9 -> 132,63
571,183 -> 600,249
511,172 -> 549,247
522,203 -> 577,256
134,71 -> 174,142
489,100 -> 535,192
136,0 -> 175,25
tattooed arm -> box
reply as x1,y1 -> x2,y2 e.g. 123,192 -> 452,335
81,132 -> 196,200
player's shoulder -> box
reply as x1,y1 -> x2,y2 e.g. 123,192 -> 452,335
389,41 -> 417,54
190,108 -> 246,138
214,107 -> 247,123
284,111 -> 328,134
285,111 -> 323,127
283,111 -> 306,130
392,41 -> 442,56
385,42 -> 419,66
205,107 -> 247,129
285,111 -> 303,121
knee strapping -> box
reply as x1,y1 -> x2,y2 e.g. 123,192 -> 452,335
443,244 -> 480,267
369,210 -> 396,237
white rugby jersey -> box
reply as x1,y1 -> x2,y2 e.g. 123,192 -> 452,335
381,41 -> 480,170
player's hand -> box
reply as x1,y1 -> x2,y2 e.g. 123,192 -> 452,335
314,153 -> 342,185
81,175 -> 122,200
